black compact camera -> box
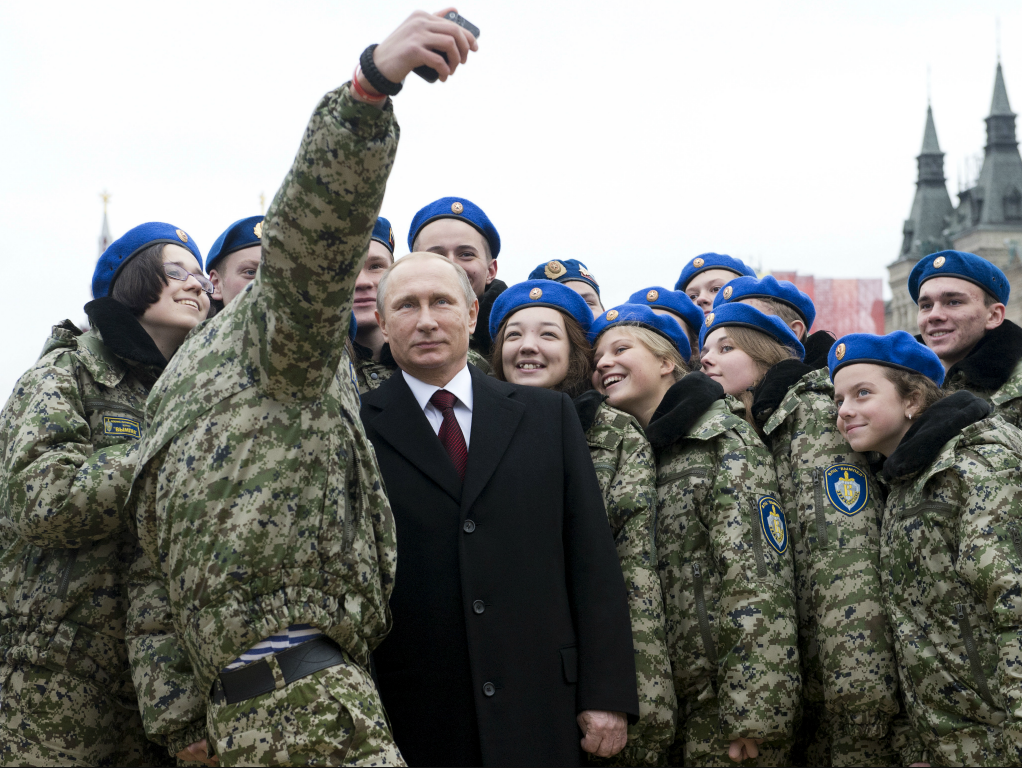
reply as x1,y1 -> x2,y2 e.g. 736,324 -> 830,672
413,12 -> 480,82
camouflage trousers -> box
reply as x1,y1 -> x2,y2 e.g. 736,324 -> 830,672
207,650 -> 405,767
791,702 -> 898,767
671,700 -> 791,767
0,663 -> 150,766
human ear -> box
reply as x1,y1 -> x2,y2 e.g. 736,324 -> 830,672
209,269 -> 223,302
467,298 -> 479,334
376,309 -> 389,342
985,302 -> 1006,330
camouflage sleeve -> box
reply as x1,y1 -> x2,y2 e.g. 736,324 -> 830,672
0,355 -> 134,547
256,83 -> 399,401
710,434 -> 801,741
595,432 -> 676,766
126,456 -> 208,755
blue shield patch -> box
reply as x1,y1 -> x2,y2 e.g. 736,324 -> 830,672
103,415 -> 141,439
758,495 -> 787,554
824,463 -> 869,516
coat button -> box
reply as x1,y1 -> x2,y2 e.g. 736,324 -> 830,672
463,520 -> 476,533
473,600 -> 485,614
483,682 -> 495,697
370,373 -> 378,380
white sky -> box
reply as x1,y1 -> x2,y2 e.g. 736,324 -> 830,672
2,1 -> 1020,397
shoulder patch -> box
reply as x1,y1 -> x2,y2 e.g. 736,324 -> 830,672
104,415 -> 141,439
758,495 -> 788,554
824,463 -> 868,516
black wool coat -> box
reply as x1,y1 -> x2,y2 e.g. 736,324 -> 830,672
361,366 -> 639,767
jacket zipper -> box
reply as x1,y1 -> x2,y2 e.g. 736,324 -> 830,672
657,466 -> 708,486
347,451 -> 363,551
81,398 -> 144,420
56,550 -> 77,599
692,563 -> 717,664
957,603 -> 995,706
812,468 -> 829,548
1010,526 -> 1022,563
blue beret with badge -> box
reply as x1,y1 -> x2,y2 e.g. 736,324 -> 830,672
527,259 -> 600,294
674,252 -> 756,291
93,221 -> 203,299
489,280 -> 593,340
371,216 -> 396,254
408,196 -> 501,259
712,275 -> 817,329
588,304 -> 692,361
828,330 -> 945,386
627,286 -> 703,337
908,249 -> 1010,305
206,216 -> 264,274
699,302 -> 805,361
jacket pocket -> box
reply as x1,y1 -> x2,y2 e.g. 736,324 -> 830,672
691,562 -> 718,665
560,646 -> 578,684
956,603 -> 995,707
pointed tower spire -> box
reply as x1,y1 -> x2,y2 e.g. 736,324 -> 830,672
991,62 -> 1014,117
896,104 -> 953,261
921,105 -> 941,154
98,191 -> 112,257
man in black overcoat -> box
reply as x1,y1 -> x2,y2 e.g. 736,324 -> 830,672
360,253 -> 639,767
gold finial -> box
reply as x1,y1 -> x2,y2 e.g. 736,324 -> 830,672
99,190 -> 111,213
259,192 -> 266,215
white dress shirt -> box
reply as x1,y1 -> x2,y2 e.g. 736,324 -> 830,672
402,364 -> 474,450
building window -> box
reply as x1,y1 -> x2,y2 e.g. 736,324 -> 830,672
1005,187 -> 1022,221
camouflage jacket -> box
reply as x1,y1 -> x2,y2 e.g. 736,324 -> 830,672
0,306 -> 164,704
645,373 -> 801,744
354,341 -> 491,395
880,391 -> 1022,766
941,320 -> 1022,430
755,362 -> 898,739
575,392 -> 676,766
127,83 -> 399,748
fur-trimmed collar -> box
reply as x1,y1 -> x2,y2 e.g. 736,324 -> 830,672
84,298 -> 167,369
379,343 -> 398,368
751,359 -> 816,425
882,390 -> 991,482
945,320 -> 1022,391
470,279 -> 508,356
352,339 -> 375,362
645,372 -> 725,450
803,329 -> 835,370
573,390 -> 606,433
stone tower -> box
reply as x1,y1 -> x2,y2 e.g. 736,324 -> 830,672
886,105 -> 954,333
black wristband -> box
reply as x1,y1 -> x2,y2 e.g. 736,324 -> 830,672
359,44 -> 403,97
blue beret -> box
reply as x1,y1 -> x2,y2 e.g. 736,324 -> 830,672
348,312 -> 358,342
908,250 -> 1010,305
828,330 -> 945,386
674,252 -> 756,291
408,197 -> 500,258
699,302 -> 805,361
93,222 -> 203,299
489,280 -> 593,341
371,216 -> 395,254
627,286 -> 703,337
527,259 -> 600,295
206,216 -> 264,273
713,275 -> 817,329
588,304 -> 692,361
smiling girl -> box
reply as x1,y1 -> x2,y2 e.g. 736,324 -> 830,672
0,223 -> 210,764
830,331 -> 1022,766
590,304 -> 800,767
489,281 -> 675,765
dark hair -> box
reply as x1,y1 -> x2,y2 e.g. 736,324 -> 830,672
881,367 -> 945,416
110,243 -> 168,316
492,311 -> 594,398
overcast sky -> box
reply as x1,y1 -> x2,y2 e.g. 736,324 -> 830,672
2,1 -> 1020,397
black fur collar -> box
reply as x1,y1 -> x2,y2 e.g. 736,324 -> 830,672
573,390 -> 606,433
882,390 -> 991,482
470,279 -> 508,356
84,298 -> 167,369
751,359 -> 816,426
645,372 -> 725,450
379,343 -> 398,368
803,329 -> 835,370
352,339 -> 375,362
946,320 -> 1022,391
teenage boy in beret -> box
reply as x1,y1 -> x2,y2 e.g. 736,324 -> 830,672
528,258 -> 604,316
206,216 -> 264,313
409,196 -> 506,360
675,252 -> 756,316
911,250 -> 1022,427
127,11 -> 478,766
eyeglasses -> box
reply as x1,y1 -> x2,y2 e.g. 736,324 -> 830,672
164,263 -> 214,295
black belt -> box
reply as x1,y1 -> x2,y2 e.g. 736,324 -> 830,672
211,636 -> 345,705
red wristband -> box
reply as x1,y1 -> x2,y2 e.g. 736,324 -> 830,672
352,66 -> 387,103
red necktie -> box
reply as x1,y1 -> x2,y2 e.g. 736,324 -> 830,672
429,389 -> 468,482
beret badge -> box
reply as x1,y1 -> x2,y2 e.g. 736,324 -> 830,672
388,227 -> 395,248
705,312 -> 715,326
529,287 -> 543,300
451,201 -> 464,214
693,257 -> 705,268
544,261 -> 566,279
176,229 -> 189,243
835,343 -> 846,360
646,289 -> 659,302
933,256 -> 946,268
253,221 -> 263,239
606,309 -> 619,321
722,286 -> 733,299
578,265 -> 596,284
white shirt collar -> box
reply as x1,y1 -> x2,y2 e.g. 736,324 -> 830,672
402,363 -> 474,412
